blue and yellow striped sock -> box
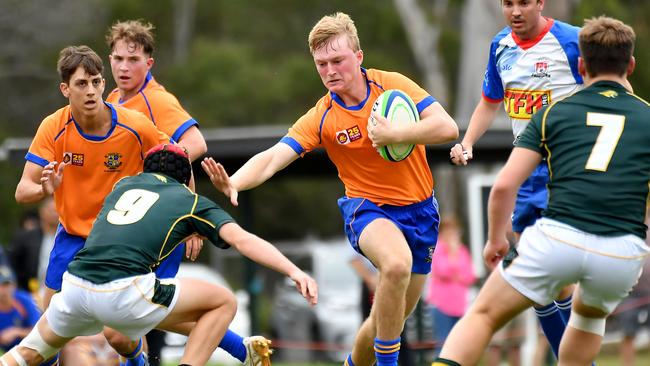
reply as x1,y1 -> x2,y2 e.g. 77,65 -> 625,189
343,353 -> 356,366
120,338 -> 147,366
374,337 -> 400,366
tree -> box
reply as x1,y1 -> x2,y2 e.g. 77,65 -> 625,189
392,0 -> 450,106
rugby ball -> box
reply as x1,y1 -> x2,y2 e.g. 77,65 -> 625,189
370,89 -> 419,162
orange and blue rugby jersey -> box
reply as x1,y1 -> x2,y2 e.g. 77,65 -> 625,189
26,102 -> 170,237
106,72 -> 198,142
282,68 -> 436,206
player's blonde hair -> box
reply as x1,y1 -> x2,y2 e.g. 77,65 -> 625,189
579,16 -> 635,77
308,12 -> 361,55
57,45 -> 103,83
107,19 -> 156,56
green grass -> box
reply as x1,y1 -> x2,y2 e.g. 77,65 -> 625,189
162,349 -> 650,366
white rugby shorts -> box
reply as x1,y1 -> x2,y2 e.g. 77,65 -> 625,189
46,272 -> 180,340
500,217 -> 650,313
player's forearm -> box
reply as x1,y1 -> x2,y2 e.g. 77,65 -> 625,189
231,145 -> 295,191
236,232 -> 302,276
461,99 -> 501,148
486,180 -> 517,243
15,180 -> 45,204
399,103 -> 458,145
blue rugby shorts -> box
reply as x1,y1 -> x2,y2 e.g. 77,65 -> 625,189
337,195 -> 440,274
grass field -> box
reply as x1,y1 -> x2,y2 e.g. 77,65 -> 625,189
162,348 -> 650,365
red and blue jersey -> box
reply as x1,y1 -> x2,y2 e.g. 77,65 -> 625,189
482,18 -> 583,139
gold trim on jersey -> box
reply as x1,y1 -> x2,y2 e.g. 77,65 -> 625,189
540,101 -> 559,180
540,226 -> 650,260
627,92 -> 650,107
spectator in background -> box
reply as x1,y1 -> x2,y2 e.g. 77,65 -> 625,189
425,217 -> 475,357
17,210 -> 40,233
0,265 -> 40,353
8,197 -> 58,296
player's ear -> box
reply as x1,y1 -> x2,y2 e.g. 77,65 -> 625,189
356,49 -> 363,65
60,82 -> 70,98
147,57 -> 154,70
577,57 -> 586,78
627,56 -> 635,76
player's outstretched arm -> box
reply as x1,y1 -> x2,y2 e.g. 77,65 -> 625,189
15,161 -> 66,204
450,98 -> 501,166
219,222 -> 318,306
203,143 -> 299,206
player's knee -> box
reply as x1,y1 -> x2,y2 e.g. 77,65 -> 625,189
379,258 -> 411,284
567,312 -> 606,336
222,291 -> 238,319
16,329 -> 59,365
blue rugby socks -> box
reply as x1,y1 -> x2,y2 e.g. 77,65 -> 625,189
120,338 -> 147,366
555,295 -> 572,324
39,354 -> 59,366
219,329 -> 247,362
374,337 -> 400,366
534,303 -> 565,359
343,353 -> 356,366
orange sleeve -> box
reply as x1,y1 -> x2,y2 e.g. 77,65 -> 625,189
146,90 -> 197,143
284,102 -> 328,155
26,113 -> 61,166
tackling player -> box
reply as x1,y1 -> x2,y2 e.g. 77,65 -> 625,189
1,144 -> 318,366
105,20 -> 272,366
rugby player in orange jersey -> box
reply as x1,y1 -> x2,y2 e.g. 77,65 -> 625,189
15,45 -> 173,366
203,12 -> 458,366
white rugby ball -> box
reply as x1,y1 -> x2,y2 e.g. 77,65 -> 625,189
370,89 -> 419,162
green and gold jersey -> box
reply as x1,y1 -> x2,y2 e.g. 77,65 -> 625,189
68,173 -> 233,284
517,81 -> 650,238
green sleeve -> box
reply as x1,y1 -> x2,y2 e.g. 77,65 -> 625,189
191,195 -> 235,249
515,110 -> 545,155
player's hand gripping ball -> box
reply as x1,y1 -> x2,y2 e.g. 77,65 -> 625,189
370,89 -> 419,162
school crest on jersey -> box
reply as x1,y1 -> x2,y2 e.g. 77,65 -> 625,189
104,153 -> 123,170
425,246 -> 435,263
531,60 -> 551,78
63,152 -> 84,166
336,125 -> 362,145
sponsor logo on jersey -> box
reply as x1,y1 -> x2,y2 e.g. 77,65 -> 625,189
335,125 -> 362,145
104,152 -> 123,170
63,152 -> 84,166
501,63 -> 512,71
504,89 -> 551,120
599,90 -> 618,98
531,60 -> 551,78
